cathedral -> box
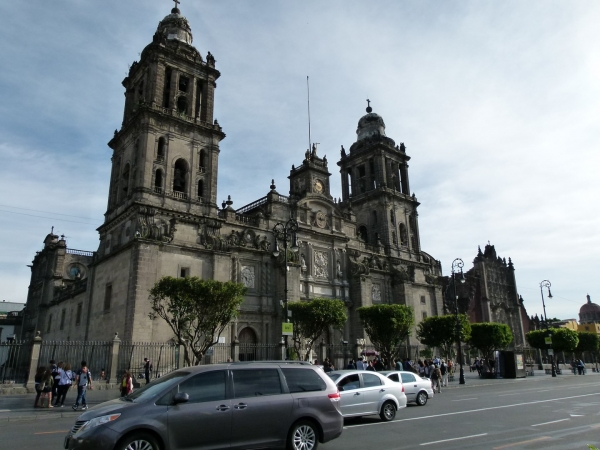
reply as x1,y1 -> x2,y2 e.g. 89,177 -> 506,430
23,6 -> 444,351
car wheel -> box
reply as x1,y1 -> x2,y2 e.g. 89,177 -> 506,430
116,432 -> 160,450
288,420 -> 319,450
380,401 -> 396,421
416,391 -> 428,406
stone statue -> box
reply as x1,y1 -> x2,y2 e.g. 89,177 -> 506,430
336,259 -> 342,279
340,145 -> 346,157
301,253 -> 307,272
305,149 -> 310,161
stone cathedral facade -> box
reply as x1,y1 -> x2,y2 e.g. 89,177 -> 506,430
22,7 -> 444,351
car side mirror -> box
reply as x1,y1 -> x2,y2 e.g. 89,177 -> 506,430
173,392 -> 189,404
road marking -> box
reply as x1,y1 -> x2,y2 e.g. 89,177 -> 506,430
531,418 -> 570,427
34,430 -> 70,435
452,398 -> 477,401
569,414 -> 584,417
493,436 -> 551,449
420,433 -> 488,446
0,410 -> 10,412
536,389 -> 550,392
498,393 -> 520,396
343,392 -> 600,429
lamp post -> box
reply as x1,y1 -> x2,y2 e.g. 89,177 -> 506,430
272,218 -> 299,352
539,280 -> 556,377
451,258 -> 466,385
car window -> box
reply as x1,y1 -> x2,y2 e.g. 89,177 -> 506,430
337,374 -> 360,391
232,369 -> 282,398
387,373 -> 399,382
401,373 -> 416,383
178,370 -> 227,404
127,370 -> 190,403
282,368 -> 327,393
362,373 -> 382,388
327,373 -> 341,381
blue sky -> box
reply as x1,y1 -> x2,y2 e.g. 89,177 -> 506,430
1,0 -> 598,321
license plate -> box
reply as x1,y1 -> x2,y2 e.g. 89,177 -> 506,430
64,436 -> 70,449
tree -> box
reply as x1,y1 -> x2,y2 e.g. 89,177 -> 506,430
149,276 -> 246,365
416,314 -> 472,360
576,332 -> 599,359
288,298 -> 347,360
549,328 -> 579,353
358,304 -> 414,368
525,329 -> 547,350
469,323 -> 513,370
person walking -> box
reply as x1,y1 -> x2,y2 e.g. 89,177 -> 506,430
356,357 -> 365,370
39,368 -> 54,408
51,361 -> 62,405
577,359 -> 585,375
346,359 -> 356,370
440,360 -> 448,387
143,357 -> 152,384
55,363 -> 74,407
366,360 -> 375,371
120,370 -> 134,397
72,362 -> 93,411
33,366 -> 46,408
431,364 -> 442,393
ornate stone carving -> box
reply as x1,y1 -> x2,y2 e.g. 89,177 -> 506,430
136,207 -> 176,243
372,285 -> 382,303
240,266 -> 255,288
314,250 -> 328,279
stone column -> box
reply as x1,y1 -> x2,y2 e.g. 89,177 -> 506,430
25,331 -> 42,390
109,332 -> 121,383
319,341 -> 327,365
280,340 -> 286,361
231,338 -> 240,362
178,343 -> 186,369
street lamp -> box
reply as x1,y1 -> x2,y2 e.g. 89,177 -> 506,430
539,280 -> 556,377
451,258 -> 466,385
272,218 -> 299,352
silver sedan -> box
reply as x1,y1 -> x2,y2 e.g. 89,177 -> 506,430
380,371 -> 434,406
327,370 -> 407,421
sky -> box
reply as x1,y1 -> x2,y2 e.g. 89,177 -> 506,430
0,0 -> 598,321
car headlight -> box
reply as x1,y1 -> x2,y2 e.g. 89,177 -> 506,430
76,414 -> 121,434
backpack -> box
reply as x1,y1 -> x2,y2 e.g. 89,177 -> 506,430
431,369 -> 438,380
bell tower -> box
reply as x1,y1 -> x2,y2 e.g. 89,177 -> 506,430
104,4 -> 225,225
338,103 -> 420,257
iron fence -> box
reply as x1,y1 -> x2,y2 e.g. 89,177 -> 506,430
238,343 -> 279,362
39,340 -> 111,377
0,341 -> 32,384
117,342 -> 178,382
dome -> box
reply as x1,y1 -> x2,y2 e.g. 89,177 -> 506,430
580,295 -> 600,314
356,106 -> 386,141
156,7 -> 193,45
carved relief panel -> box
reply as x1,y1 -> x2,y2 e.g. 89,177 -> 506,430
240,265 -> 255,289
314,250 -> 328,279
372,285 -> 382,303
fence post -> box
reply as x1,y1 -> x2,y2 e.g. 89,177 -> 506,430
109,332 -> 121,383
320,341 -> 327,365
178,343 -> 186,368
25,331 -> 42,389
280,340 -> 286,361
231,338 -> 239,362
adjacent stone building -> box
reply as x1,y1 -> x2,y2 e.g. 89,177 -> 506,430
23,6 -> 444,352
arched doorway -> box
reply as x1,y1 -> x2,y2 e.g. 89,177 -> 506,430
238,327 -> 257,361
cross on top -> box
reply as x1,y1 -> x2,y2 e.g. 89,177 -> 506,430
173,0 -> 180,8
366,99 -> 370,108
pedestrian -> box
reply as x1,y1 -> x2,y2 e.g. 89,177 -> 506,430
72,361 -> 93,411
440,360 -> 448,387
577,359 -> 585,375
356,357 -> 365,370
475,358 -> 481,376
313,359 -> 319,366
51,361 -> 62,405
143,357 -> 152,384
55,363 -> 74,407
346,359 -> 356,370
431,364 -> 442,393
366,360 -> 376,371
395,359 -> 402,371
418,360 -> 425,377
374,358 -> 384,371
424,360 -> 431,378
33,366 -> 46,408
40,368 -> 54,408
120,370 -> 134,397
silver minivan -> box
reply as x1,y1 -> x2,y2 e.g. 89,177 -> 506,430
65,362 -> 343,450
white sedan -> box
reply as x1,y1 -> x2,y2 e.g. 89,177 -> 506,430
380,370 -> 434,406
327,370 -> 407,421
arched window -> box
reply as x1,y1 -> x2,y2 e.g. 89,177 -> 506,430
154,169 -> 163,191
390,210 -> 395,224
122,164 -> 130,196
400,223 -> 407,246
358,226 -> 368,243
177,96 -> 188,114
372,211 -> 378,224
157,137 -> 166,160
199,149 -> 206,170
197,179 -> 204,198
173,159 -> 188,193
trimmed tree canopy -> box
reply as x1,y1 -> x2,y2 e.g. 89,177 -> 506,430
576,332 -> 600,355
469,322 -> 513,361
149,276 -> 246,365
416,314 -> 471,359
525,329 -> 547,350
288,298 -> 347,360
527,328 -> 580,353
358,304 -> 414,368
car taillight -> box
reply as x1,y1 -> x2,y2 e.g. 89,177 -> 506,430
401,384 -> 405,393
328,391 -> 341,402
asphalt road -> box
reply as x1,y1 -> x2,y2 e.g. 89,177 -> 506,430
0,374 -> 599,449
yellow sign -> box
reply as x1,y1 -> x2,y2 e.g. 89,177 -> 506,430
545,337 -> 552,345
282,323 -> 293,336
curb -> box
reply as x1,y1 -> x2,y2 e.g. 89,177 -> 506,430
0,411 -> 80,422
